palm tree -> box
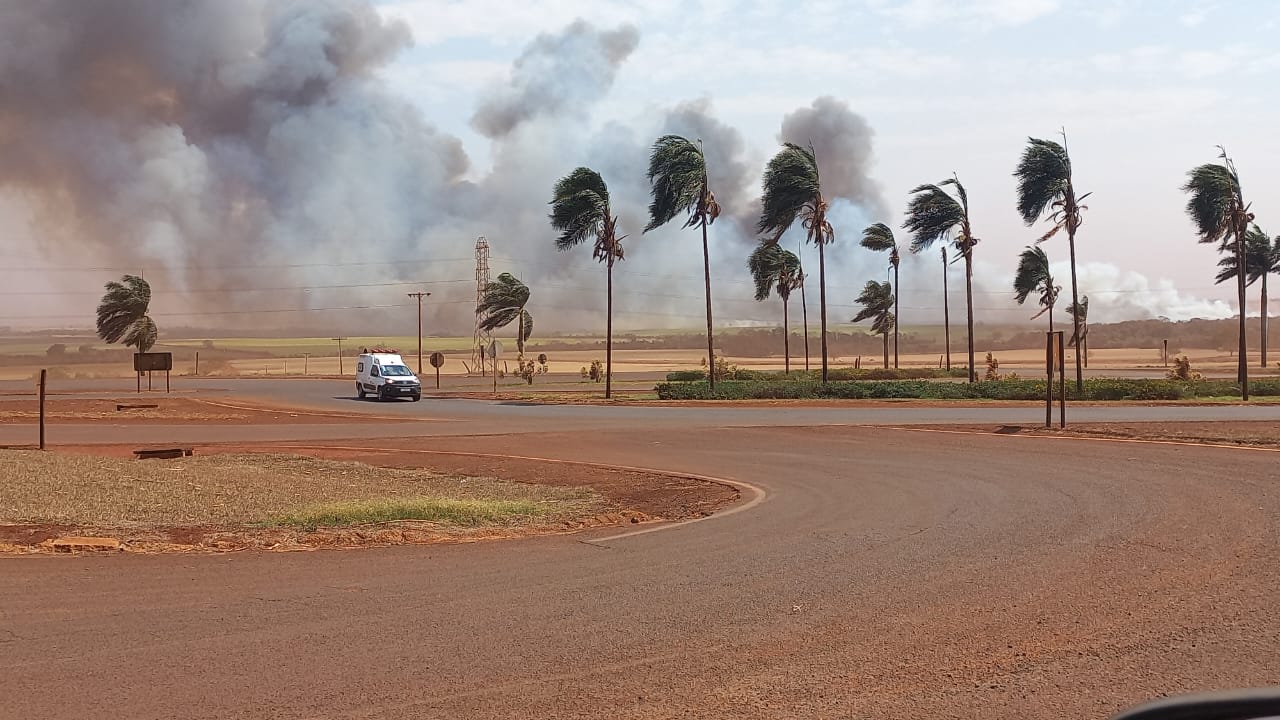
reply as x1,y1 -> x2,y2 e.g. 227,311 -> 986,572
645,135 -> 721,388
904,175 -> 978,382
477,272 -> 533,356
1215,224 -> 1280,367
1012,245 -> 1060,333
748,243 -> 803,373
96,274 -> 157,353
1066,295 -> 1089,368
758,143 -> 835,382
853,280 -> 895,369
1014,133 -> 1091,392
550,167 -> 625,398
861,223 -> 900,368
1184,147 -> 1253,398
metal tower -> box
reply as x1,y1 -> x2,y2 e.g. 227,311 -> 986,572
472,236 -> 492,372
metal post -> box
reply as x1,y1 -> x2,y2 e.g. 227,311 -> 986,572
435,365 -> 440,390
194,351 -> 200,377
332,337 -> 347,375
1163,339 -> 1168,367
1057,331 -> 1067,429
166,369 -> 170,394
1045,331 -> 1054,429
303,353 -> 309,375
407,291 -> 430,374
38,368 -> 46,451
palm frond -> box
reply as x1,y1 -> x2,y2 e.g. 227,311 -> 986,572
852,279 -> 894,329
1215,226 -> 1273,286
550,167 -> 610,251
96,274 -> 151,345
903,183 -> 965,253
122,315 -> 158,353
519,309 -> 533,344
860,223 -> 896,252
758,143 -> 821,242
748,243 -> 800,302
1012,245 -> 1055,309
1182,163 -> 1240,245
644,135 -> 711,233
477,272 -> 531,332
1013,137 -> 1070,224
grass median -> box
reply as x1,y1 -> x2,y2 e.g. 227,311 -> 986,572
655,377 -> 1280,401
0,450 -> 597,530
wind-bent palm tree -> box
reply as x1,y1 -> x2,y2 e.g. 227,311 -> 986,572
645,135 -> 721,388
1014,133 -> 1091,391
853,280 -> 895,369
940,244 -> 952,369
1184,147 -> 1253,398
758,143 -> 835,382
1013,245 -> 1060,333
550,167 -> 625,398
748,243 -> 803,373
477,272 -> 533,355
861,223 -> 900,368
904,176 -> 979,382
96,274 -> 158,353
1066,295 -> 1089,368
1215,224 -> 1280,368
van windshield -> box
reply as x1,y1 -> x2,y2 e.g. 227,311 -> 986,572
380,365 -> 413,376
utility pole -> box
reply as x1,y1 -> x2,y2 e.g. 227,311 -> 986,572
302,353 -> 310,375
406,291 -> 431,374
331,337 -> 347,375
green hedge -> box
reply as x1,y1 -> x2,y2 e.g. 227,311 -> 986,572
663,367 -> 971,383
654,378 -> 1280,401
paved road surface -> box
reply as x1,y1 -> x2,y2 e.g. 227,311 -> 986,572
3,379 -> 1279,719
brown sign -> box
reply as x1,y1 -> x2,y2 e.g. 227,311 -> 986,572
133,352 -> 173,372
429,352 -> 445,368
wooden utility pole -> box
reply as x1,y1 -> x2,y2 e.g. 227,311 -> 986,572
331,337 -> 347,375
406,291 -> 431,374
38,368 -> 46,450
302,353 -> 310,375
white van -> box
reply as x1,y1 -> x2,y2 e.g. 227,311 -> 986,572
354,353 -> 422,402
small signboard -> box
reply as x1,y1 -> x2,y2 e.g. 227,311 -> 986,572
134,352 -> 173,372
429,352 -> 445,368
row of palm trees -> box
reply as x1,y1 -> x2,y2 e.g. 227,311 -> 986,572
549,132 -> 1270,400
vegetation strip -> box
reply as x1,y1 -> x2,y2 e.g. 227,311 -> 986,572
655,378 -> 1280,401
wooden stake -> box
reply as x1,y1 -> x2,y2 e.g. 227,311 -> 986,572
38,368 -> 46,450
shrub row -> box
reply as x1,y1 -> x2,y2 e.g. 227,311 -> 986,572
664,367 -> 971,383
654,378 -> 1280,401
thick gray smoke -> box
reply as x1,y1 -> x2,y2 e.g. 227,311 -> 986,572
660,98 -> 758,241
471,20 -> 639,139
778,96 -> 888,220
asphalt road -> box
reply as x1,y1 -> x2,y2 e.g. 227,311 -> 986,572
3,379 -> 1279,719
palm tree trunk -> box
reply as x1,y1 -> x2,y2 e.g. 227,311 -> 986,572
1235,232 -> 1249,399
893,263 -> 900,369
818,242 -> 829,383
783,298 -> 790,374
701,221 -> 715,390
1067,226 -> 1083,392
517,312 -> 524,356
1261,273 -> 1268,369
965,248 -> 976,383
882,332 -> 888,369
606,257 -> 613,399
943,253 -> 951,370
799,242 -> 810,372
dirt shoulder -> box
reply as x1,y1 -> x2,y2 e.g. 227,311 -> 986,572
1,444 -> 738,554
896,420 -> 1280,449
0,397 -> 417,425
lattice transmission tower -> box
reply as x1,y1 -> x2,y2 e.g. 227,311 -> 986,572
471,236 -> 492,372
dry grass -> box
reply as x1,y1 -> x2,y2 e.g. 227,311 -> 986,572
0,450 -> 598,527
269,497 -> 550,530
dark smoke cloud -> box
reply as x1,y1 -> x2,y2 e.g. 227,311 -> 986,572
470,20 -> 639,140
659,98 -> 758,241
778,96 -> 888,219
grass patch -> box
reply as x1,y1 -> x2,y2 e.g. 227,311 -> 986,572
268,497 -> 551,530
655,378 -> 1280,401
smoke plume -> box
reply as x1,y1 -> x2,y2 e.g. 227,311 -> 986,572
471,20 -> 639,139
778,96 -> 888,219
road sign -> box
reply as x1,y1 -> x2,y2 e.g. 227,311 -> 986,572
429,352 -> 445,368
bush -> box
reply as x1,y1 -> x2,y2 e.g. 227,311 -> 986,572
654,377 -> 1280,401
666,370 -> 707,382
663,367 -> 970,383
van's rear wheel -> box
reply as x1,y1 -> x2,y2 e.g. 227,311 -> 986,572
356,383 -> 365,399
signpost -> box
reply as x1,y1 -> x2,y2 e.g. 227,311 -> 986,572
134,352 -> 173,393
38,368 -> 46,450
1045,331 -> 1066,429
488,340 -> 504,394
429,351 -> 445,389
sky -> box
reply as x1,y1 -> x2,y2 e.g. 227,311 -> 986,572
1,0 -> 1277,334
